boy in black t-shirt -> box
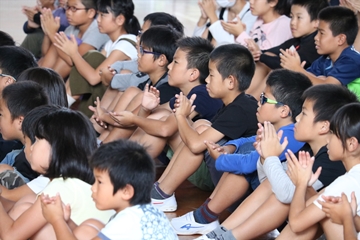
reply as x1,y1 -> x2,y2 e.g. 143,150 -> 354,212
0,81 -> 48,188
151,44 -> 258,212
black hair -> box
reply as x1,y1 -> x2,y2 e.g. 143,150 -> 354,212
0,46 -> 37,79
318,6 -> 358,45
144,12 -> 184,36
140,25 -> 182,65
82,0 -> 97,10
97,0 -> 140,35
330,103 -> 360,150
90,139 -> 155,205
267,69 -> 312,122
34,108 -> 96,183
22,105 -> 62,143
302,84 -> 358,123
269,0 -> 292,16
291,0 -> 329,21
177,37 -> 214,84
210,44 -> 255,92
2,81 -> 49,120
0,31 -> 15,46
17,67 -> 68,107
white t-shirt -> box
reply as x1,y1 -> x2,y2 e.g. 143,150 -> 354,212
103,34 -> 137,59
314,164 -> 360,214
41,178 -> 114,225
27,175 -> 50,194
98,204 -> 178,240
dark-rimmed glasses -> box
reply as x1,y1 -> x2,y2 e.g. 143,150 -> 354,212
65,5 -> 88,12
139,45 -> 161,56
0,74 -> 16,82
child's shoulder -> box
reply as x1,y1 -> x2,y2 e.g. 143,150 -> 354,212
338,46 -> 360,63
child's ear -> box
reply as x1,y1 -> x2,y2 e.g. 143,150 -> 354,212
120,184 -> 134,201
319,120 -> 330,134
87,9 -> 97,19
157,54 -> 168,68
268,0 -> 278,8
347,136 -> 359,152
337,34 -> 347,46
311,19 -> 319,29
189,69 -> 200,82
226,75 -> 236,90
280,105 -> 291,118
15,116 -> 24,131
115,14 -> 125,26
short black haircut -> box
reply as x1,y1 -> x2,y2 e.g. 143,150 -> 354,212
34,108 -> 96,183
267,69 -> 312,122
82,0 -> 97,10
0,46 -> 37,79
269,0 -> 292,16
210,44 -> 255,92
318,6 -> 358,45
97,0 -> 140,35
302,84 -> 358,123
18,67 -> 68,107
0,31 -> 15,46
2,81 -> 49,120
144,12 -> 184,36
330,103 -> 360,150
177,37 -> 214,84
140,25 -> 183,65
22,105 -> 62,143
292,0 -> 329,21
90,139 -> 155,205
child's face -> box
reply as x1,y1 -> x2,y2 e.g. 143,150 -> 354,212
137,45 -> 159,74
314,20 -> 339,55
167,49 -> 192,88
91,168 -> 123,212
28,137 -> 51,174
249,0 -> 274,17
96,11 -> 119,34
65,0 -> 90,26
205,60 -> 227,99
256,86 -> 283,124
290,5 -> 318,38
0,99 -> 19,141
294,99 -> 321,142
327,132 -> 344,161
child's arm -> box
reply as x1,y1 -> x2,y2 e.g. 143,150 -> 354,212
319,192 -> 358,240
286,150 -> 325,232
174,92 -> 224,153
54,32 -> 130,86
279,49 -> 341,85
0,184 -> 33,202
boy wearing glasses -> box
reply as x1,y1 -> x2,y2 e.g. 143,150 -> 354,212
170,69 -> 312,235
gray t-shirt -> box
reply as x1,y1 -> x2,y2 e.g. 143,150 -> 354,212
64,19 -> 109,50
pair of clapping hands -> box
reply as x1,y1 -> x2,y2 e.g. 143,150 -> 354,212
40,193 -> 71,226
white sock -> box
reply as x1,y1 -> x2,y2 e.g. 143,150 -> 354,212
67,94 -> 76,106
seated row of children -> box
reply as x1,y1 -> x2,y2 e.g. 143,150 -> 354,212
1,0 -> 360,239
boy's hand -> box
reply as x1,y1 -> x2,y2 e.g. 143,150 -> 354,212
174,92 -> 196,118
245,39 -> 261,61
22,6 -> 38,22
341,0 -> 360,12
142,84 -> 160,111
100,65 -> 116,85
286,150 -> 321,187
260,121 -> 288,161
54,32 -> 78,57
221,16 -> 245,37
40,8 -> 60,37
88,97 -> 108,129
41,193 -> 69,224
279,48 -> 306,72
319,192 -> 357,224
204,141 -> 232,160
109,111 -> 135,127
253,123 -> 263,156
201,0 -> 217,21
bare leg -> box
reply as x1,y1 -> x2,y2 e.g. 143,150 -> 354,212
100,87 -> 120,110
39,44 -> 58,69
74,219 -> 105,240
53,57 -> 72,79
246,62 -> 270,100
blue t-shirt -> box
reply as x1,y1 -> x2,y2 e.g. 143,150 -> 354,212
215,123 -> 304,175
307,46 -> 360,85
169,84 -> 222,121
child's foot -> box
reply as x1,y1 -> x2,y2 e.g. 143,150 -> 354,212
151,194 -> 177,212
171,211 -> 219,235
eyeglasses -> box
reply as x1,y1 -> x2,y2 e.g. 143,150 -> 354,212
65,5 -> 88,12
139,45 -> 161,56
259,92 -> 283,105
0,74 -> 16,82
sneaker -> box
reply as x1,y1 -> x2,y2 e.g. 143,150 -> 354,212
194,235 -> 214,240
171,211 -> 220,235
151,194 -> 177,212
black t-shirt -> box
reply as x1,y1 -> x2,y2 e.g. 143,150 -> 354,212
13,150 -> 39,181
137,73 -> 180,105
211,92 -> 258,141
301,144 -> 346,188
260,31 -> 319,69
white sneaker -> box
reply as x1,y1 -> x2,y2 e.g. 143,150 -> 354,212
151,194 -> 177,212
171,211 -> 220,235
194,235 -> 214,240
